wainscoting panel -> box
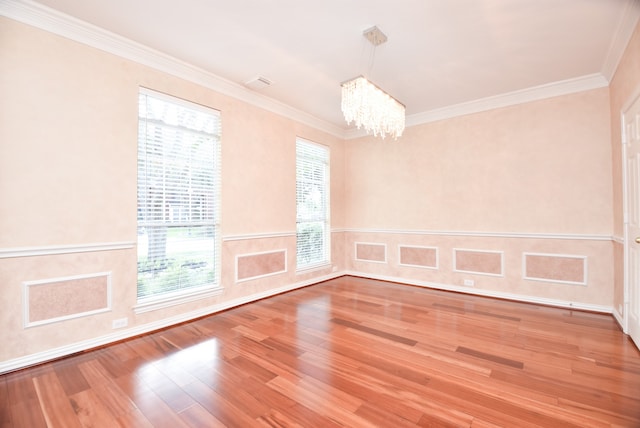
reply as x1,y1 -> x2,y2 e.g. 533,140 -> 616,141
355,242 -> 387,263
454,249 -> 504,276
236,249 -> 287,282
524,253 -> 587,285
23,272 -> 112,328
398,245 -> 438,269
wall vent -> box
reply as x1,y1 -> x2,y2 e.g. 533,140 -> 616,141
244,76 -> 272,91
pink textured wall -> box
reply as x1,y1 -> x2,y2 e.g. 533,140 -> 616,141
345,88 -> 612,235
343,85 -> 614,308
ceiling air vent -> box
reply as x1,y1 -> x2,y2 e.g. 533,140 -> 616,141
244,76 -> 272,91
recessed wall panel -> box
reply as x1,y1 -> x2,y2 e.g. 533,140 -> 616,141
236,249 -> 287,282
454,249 -> 503,276
524,253 -> 586,285
355,242 -> 387,263
24,272 -> 111,327
399,245 -> 438,269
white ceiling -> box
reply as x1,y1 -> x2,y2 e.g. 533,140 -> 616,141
8,0 -> 640,135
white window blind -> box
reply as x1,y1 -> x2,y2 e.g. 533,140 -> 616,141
137,89 -> 221,300
296,139 -> 330,269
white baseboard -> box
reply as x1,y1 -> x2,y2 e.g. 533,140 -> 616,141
344,271 -> 613,314
0,271 -> 343,374
613,306 -> 626,332
0,269 -> 614,374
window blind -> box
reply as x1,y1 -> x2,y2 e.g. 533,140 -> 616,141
296,139 -> 330,269
137,89 -> 221,300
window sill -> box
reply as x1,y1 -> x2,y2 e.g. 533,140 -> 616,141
134,286 -> 223,314
296,262 -> 332,275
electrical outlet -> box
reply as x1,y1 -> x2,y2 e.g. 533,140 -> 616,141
463,279 -> 475,287
112,317 -> 128,329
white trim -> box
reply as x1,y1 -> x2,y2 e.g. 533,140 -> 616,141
354,242 -> 388,264
23,272 -> 112,328
0,241 -> 135,258
601,0 -> 640,81
344,271 -> 612,314
134,286 -> 223,314
235,249 -> 288,283
0,271 -> 343,374
341,228 -> 612,241
613,235 -> 625,245
222,231 -> 296,242
398,245 -> 439,270
453,248 -> 504,277
522,252 -> 588,286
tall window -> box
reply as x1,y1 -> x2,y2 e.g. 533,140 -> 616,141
137,89 -> 221,301
296,138 -> 330,270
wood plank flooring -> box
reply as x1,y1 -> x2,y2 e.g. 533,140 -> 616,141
2,276 -> 640,427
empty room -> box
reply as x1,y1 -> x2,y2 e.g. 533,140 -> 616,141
1,0 -> 640,426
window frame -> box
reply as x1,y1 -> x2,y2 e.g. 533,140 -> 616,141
135,88 -> 222,312
295,138 -> 331,272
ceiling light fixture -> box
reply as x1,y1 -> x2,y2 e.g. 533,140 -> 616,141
341,26 -> 405,139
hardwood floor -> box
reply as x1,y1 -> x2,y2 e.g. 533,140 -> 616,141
2,276 -> 640,427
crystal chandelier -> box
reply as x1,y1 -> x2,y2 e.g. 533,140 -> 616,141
341,26 -> 405,140
341,76 -> 405,139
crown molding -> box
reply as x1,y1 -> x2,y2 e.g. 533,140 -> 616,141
2,0 -> 634,142
403,74 -> 609,130
601,0 -> 640,81
343,73 -> 609,140
0,0 -> 346,139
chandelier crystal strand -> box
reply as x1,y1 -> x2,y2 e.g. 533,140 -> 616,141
341,76 -> 405,139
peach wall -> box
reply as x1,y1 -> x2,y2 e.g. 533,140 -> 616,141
343,87 -> 613,308
609,20 -> 640,321
345,88 -> 612,234
0,17 -> 345,364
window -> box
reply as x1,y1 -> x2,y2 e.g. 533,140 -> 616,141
296,138 -> 330,270
137,89 -> 221,302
